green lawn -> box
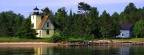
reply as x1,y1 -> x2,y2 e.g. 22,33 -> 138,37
94,38 -> 144,42
0,37 -> 49,42
125,38 -> 144,42
0,37 -> 144,42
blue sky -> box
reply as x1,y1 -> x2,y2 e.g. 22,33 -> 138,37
1,0 -> 144,18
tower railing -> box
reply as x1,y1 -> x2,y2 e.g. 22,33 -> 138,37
29,12 -> 43,15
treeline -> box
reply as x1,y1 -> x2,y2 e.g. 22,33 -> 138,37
0,2 -> 144,39
49,2 -> 144,40
0,11 -> 36,38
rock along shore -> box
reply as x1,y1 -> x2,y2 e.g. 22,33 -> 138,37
59,40 -> 144,46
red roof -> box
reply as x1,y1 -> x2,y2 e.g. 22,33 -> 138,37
120,24 -> 133,30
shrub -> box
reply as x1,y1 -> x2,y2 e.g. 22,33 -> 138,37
49,35 -> 65,43
48,29 -> 65,42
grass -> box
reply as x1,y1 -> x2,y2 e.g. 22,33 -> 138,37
0,37 -> 144,42
126,38 -> 144,42
66,37 -> 85,42
0,37 -> 49,42
94,38 -> 144,42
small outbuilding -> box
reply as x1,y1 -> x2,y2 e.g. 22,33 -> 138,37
116,24 -> 133,38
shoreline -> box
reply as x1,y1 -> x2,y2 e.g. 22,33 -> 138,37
0,42 -> 60,47
61,40 -> 144,46
0,40 -> 144,47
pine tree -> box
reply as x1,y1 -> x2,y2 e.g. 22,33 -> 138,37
17,17 -> 36,38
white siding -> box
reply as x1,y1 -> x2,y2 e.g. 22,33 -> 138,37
42,19 -> 54,29
31,15 -> 54,38
40,18 -> 55,38
116,30 -> 130,38
31,15 -> 41,29
31,15 -> 36,29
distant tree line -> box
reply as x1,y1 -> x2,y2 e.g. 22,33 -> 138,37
0,2 -> 144,39
50,2 -> 144,39
0,11 -> 36,38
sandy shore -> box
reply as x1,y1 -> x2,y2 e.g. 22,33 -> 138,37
0,40 -> 144,47
0,42 -> 60,47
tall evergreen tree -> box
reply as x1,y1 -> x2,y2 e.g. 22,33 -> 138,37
99,10 -> 112,38
78,2 -> 91,16
14,14 -> 25,36
41,7 -> 51,15
54,7 -> 67,37
120,3 -> 139,24
124,3 -> 137,14
0,11 -> 24,37
41,7 -> 54,19
16,17 -> 36,38
111,12 -> 120,37
86,7 -> 99,38
64,9 -> 74,37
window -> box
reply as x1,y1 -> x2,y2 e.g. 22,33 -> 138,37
46,30 -> 49,34
47,23 -> 49,27
122,33 -> 124,36
33,16 -> 34,19
31,23 -> 34,28
122,33 -> 124,38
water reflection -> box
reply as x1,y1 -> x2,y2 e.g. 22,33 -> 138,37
34,47 -> 54,55
0,47 -> 34,55
119,46 -> 130,55
0,45 -> 144,55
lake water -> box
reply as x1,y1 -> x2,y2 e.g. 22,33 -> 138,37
0,45 -> 144,55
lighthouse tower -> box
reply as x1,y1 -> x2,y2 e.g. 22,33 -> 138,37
31,6 -> 42,29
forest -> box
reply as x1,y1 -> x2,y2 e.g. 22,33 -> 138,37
0,2 -> 144,41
